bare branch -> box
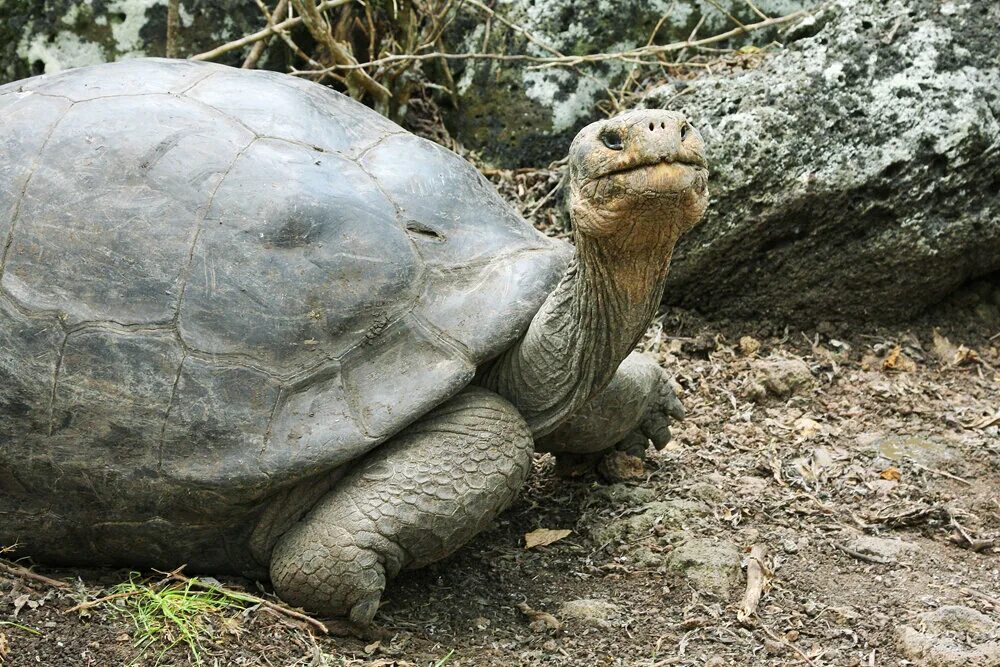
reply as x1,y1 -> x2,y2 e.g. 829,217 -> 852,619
190,0 -> 353,62
291,10 -> 809,75
243,0 -> 291,69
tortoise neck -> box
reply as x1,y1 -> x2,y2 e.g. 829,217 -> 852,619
478,232 -> 671,437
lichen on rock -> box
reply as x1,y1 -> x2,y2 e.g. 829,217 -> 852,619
445,0 -> 809,167
1,0 -> 277,83
645,0 -> 1000,322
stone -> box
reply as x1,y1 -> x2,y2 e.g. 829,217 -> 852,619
0,1 -> 285,84
874,435 -> 955,468
558,598 -> 619,628
750,356 -> 814,398
688,481 -> 726,503
666,538 -> 743,598
647,0 -> 1000,323
593,483 -> 657,506
842,535 -> 919,562
896,606 -> 1000,666
444,0 -> 809,167
591,499 -> 709,547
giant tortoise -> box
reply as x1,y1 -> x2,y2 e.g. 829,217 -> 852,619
0,58 -> 708,623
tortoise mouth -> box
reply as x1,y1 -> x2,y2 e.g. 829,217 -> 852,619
598,155 -> 708,180
591,157 -> 709,196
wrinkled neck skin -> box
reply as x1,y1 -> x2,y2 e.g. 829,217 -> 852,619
478,194 -> 684,437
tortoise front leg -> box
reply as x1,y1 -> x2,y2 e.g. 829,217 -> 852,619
269,387 -> 532,624
535,352 -> 684,460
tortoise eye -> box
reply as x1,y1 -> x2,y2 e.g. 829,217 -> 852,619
680,122 -> 690,140
600,128 -> 624,151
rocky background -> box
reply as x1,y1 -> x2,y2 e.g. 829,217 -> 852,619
2,0 -> 997,328
649,0 -> 1000,324
1,3 -> 998,666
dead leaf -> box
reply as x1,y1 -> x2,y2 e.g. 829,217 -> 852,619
794,417 -> 823,438
220,616 -> 245,637
524,528 -> 571,550
883,346 -> 916,372
12,595 -> 29,619
516,602 -> 561,634
880,467 -> 902,481
364,640 -> 381,655
963,412 -> 1000,430
739,336 -> 761,357
932,329 -> 958,364
932,330 -> 981,366
953,345 -> 980,366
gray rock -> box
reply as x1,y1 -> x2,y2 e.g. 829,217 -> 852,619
593,483 -> 657,506
445,0 -> 808,167
666,538 -> 743,598
843,535 -> 919,562
874,435 -> 956,468
750,356 -> 814,398
896,606 -> 1000,666
647,0 -> 1000,322
0,1 -> 283,84
558,598 -> 619,628
687,481 -> 726,503
591,499 -> 709,547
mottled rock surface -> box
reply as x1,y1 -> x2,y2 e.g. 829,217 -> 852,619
445,0 -> 807,167
749,355 -> 815,398
665,538 -> 743,598
0,0 -> 278,83
896,606 -> 1000,666
648,0 -> 1000,322
558,598 -> 619,628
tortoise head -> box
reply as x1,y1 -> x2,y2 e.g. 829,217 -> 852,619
567,109 -> 709,249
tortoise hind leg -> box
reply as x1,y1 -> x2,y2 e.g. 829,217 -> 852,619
269,387 -> 532,624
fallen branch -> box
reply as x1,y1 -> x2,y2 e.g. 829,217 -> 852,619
190,0 -> 352,62
910,460 -> 972,486
948,515 -> 995,553
293,9 -> 811,74
0,561 -> 71,591
758,621 -> 818,666
64,566 -> 328,636
833,542 -> 894,566
64,590 -> 140,613
738,544 -> 770,623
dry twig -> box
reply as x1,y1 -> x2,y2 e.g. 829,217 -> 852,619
64,566 -> 328,636
833,542 -> 894,565
293,10 -> 811,74
0,561 -> 71,591
191,0 -> 353,62
166,0 -> 181,58
738,544 -> 770,623
243,0 -> 291,69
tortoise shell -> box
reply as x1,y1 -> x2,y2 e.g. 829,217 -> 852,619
0,59 -> 567,569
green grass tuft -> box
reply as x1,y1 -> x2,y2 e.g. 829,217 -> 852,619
110,573 -> 248,665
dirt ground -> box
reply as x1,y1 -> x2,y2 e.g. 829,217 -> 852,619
2,297 -> 997,666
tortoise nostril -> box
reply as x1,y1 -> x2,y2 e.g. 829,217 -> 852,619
680,123 -> 690,140
648,122 -> 655,131
660,122 -> 665,129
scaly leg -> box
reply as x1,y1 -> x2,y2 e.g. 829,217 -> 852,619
269,387 -> 532,623
536,352 -> 684,461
